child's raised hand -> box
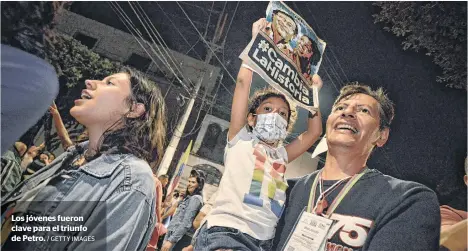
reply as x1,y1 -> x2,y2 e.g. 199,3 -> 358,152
308,74 -> 323,90
252,18 -> 268,38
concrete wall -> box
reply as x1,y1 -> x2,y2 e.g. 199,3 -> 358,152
54,10 -> 221,93
284,152 -> 319,179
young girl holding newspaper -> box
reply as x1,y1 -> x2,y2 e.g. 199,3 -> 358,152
193,18 -> 323,251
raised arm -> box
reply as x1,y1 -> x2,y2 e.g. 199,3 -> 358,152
285,75 -> 323,162
37,142 -> 46,151
49,101 -> 74,150
162,201 -> 177,220
228,18 -> 268,141
155,178 -> 163,224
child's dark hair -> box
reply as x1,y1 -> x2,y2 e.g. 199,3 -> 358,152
247,87 -> 297,131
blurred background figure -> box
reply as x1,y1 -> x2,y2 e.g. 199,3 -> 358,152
147,174 -> 165,251
157,190 -> 181,250
20,143 -> 45,171
161,170 -> 205,251
22,150 -> 52,180
182,190 -> 220,251
439,158 -> 468,251
159,174 -> 169,203
1,142 -> 27,193
49,101 -> 74,151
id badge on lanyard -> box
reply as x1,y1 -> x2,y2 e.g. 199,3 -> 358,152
282,208 -> 333,251
281,169 -> 368,251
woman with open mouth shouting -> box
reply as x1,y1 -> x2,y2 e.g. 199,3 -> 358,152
1,67 -> 167,251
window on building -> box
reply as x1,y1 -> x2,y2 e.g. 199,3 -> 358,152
125,53 -> 152,72
73,32 -> 98,49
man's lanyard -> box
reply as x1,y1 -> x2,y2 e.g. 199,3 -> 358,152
307,167 -> 369,216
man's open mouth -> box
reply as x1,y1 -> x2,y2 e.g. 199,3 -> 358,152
336,123 -> 358,134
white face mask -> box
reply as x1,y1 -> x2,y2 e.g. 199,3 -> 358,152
252,113 -> 288,144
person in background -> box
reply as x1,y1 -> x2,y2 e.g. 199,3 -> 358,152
49,101 -> 74,151
439,158 -> 468,251
158,190 -> 180,250
182,190 -> 220,251
49,152 -> 56,162
192,190 -> 219,230
1,142 -> 27,193
162,191 -> 180,224
159,174 -> 170,203
22,151 -> 52,180
20,143 -> 45,170
161,170 -> 205,251
147,174 -> 165,251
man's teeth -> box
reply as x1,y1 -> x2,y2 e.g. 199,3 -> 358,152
81,94 -> 92,99
337,124 -> 358,133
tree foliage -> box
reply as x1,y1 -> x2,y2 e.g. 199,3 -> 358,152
2,2 -> 122,150
373,2 -> 467,90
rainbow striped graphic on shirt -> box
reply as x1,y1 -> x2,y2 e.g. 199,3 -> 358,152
243,146 -> 288,218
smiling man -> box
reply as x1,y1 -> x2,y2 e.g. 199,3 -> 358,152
274,84 -> 440,251
265,10 -> 298,46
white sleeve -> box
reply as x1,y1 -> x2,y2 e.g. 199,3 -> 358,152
227,127 -> 252,148
277,146 -> 289,164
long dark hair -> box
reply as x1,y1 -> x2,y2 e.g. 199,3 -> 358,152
248,87 -> 297,132
91,67 -> 167,166
185,170 -> 205,197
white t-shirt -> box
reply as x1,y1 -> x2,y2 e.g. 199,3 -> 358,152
206,127 -> 289,240
200,190 -> 219,215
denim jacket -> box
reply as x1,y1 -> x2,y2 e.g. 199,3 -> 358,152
1,148 -> 23,194
1,142 -> 156,251
166,194 -> 203,243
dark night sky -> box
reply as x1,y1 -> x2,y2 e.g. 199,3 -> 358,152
71,1 -> 467,209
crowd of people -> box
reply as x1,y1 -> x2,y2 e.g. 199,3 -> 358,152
0,3 -> 466,251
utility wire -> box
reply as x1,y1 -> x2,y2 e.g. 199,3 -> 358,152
109,2 -> 192,94
176,1 -> 235,97
129,1 -> 197,90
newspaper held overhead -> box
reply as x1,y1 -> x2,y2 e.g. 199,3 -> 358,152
240,1 -> 326,113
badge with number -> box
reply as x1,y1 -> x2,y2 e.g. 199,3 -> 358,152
282,210 -> 333,251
